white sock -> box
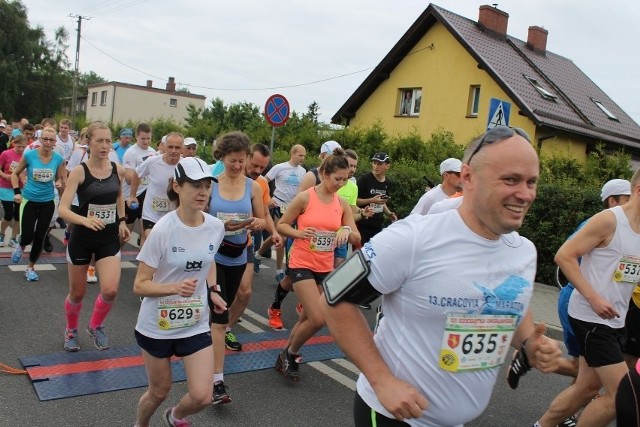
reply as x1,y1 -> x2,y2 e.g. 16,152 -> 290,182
214,373 -> 224,383
532,422 -> 542,427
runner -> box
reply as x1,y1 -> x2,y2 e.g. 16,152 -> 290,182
10,127 -> 66,281
322,126 -> 561,426
129,132 -> 183,243
133,156 -> 226,427
275,148 -> 360,380
411,158 -> 462,215
0,135 -> 26,247
58,122 -> 130,352
207,131 -> 267,404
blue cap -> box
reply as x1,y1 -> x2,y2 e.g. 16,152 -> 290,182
119,128 -> 133,137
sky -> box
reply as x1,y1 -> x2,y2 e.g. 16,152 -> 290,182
19,0 -> 640,125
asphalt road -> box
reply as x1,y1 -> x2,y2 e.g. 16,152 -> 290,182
0,228 -> 609,426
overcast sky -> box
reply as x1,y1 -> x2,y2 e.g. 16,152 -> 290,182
20,0 -> 640,126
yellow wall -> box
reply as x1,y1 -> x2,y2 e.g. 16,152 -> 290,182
349,21 -> 590,159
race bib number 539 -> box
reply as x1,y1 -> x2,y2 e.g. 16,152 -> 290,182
439,313 -> 516,372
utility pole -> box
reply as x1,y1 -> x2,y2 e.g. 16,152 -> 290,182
69,14 -> 90,130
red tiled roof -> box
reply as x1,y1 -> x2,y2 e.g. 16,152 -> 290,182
332,4 -> 640,149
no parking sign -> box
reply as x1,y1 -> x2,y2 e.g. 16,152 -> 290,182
264,94 -> 290,127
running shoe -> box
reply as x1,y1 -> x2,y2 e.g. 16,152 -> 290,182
56,217 -> 67,229
9,237 -> 19,248
63,329 -> 80,352
25,268 -> 39,282
11,245 -> 23,263
86,266 -> 98,283
224,331 -> 243,351
87,326 -> 110,350
275,271 -> 285,283
0,234 -> 4,246
43,234 -> 53,252
253,253 -> 262,273
162,407 -> 192,427
275,348 -> 301,381
212,381 -> 231,405
506,349 -> 530,389
267,307 -> 284,329
63,229 -> 70,245
558,415 -> 577,427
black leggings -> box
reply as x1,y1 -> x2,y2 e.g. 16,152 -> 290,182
617,366 -> 640,426
354,392 -> 410,427
19,199 -> 55,263
1,200 -> 19,222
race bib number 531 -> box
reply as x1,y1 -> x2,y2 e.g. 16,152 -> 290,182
439,313 -> 516,372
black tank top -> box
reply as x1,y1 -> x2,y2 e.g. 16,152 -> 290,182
74,162 -> 121,240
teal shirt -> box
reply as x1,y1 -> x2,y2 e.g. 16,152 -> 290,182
22,149 -> 64,202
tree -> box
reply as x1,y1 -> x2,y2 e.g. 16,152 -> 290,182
0,1 -> 71,121
76,71 -> 106,98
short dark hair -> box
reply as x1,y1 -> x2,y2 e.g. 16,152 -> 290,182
250,143 -> 270,158
214,131 -> 251,160
135,122 -> 152,135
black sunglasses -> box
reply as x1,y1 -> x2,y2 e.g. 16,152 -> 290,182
466,126 -> 530,165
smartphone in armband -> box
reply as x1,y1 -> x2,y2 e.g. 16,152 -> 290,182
323,250 -> 381,306
231,218 -> 254,226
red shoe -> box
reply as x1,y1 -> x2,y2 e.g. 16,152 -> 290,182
268,307 -> 284,329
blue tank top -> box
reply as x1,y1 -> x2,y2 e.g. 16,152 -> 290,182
209,177 -> 253,265
23,149 -> 65,202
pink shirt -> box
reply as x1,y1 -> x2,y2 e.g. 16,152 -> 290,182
0,149 -> 23,189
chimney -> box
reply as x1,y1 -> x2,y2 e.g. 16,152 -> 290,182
166,77 -> 176,92
527,26 -> 548,52
146,80 -> 153,88
478,5 -> 509,37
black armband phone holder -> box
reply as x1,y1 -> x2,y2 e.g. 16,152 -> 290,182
323,250 -> 381,306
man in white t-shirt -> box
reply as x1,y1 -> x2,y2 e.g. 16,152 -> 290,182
532,172 -> 640,427
129,132 -> 183,245
56,119 -> 75,162
322,126 -> 561,427
123,123 -> 156,246
257,144 -> 306,281
411,158 -> 462,216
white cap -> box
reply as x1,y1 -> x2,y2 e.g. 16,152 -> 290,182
439,158 -> 462,175
174,157 -> 213,182
184,137 -> 197,146
320,140 -> 341,155
600,179 -> 631,201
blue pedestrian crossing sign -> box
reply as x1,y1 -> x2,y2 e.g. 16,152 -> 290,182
487,98 -> 511,130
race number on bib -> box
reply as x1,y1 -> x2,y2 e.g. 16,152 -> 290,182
87,203 -> 117,224
217,212 -> 250,236
152,197 -> 171,212
614,254 -> 640,284
309,231 -> 337,252
32,168 -> 54,183
439,313 -> 516,372
9,161 -> 19,173
157,296 -> 204,330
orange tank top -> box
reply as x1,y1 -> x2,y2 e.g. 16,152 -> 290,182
289,186 -> 343,273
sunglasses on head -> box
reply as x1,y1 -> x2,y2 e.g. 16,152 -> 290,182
466,126 -> 530,165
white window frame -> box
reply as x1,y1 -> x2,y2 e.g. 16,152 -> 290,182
91,92 -> 97,106
100,90 -> 108,106
398,88 -> 422,116
592,98 -> 619,121
468,85 -> 481,117
169,98 -> 178,108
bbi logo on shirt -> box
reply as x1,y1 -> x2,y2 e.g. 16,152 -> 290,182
185,260 -> 203,271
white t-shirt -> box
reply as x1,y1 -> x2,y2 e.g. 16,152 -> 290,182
411,185 -> 447,215
568,206 -> 640,328
266,161 -> 306,206
358,211 -> 536,426
427,195 -> 463,215
136,155 -> 177,224
123,144 -> 156,197
135,211 -> 225,339
66,145 -> 120,206
56,134 -> 75,162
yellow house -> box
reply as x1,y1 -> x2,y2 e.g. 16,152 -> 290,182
331,4 -> 640,162
86,77 -> 205,125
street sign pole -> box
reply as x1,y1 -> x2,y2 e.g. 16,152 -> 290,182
270,126 -> 276,155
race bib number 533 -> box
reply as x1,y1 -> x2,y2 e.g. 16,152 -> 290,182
439,313 -> 516,372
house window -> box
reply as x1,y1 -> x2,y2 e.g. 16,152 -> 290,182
524,75 -> 557,101
169,98 -> 177,108
398,88 -> 422,116
91,92 -> 97,106
467,85 -> 481,117
100,90 -> 107,106
592,99 -> 619,121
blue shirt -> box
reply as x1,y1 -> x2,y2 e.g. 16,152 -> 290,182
22,149 -> 64,202
112,141 -> 130,163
